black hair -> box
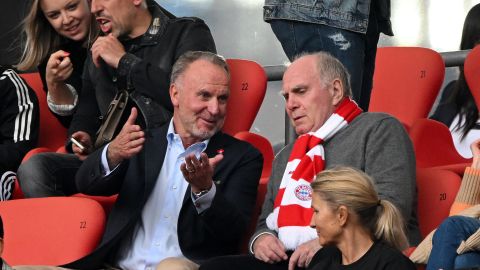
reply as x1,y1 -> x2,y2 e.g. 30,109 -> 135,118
448,4 -> 480,139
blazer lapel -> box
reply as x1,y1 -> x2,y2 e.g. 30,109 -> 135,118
144,125 -> 169,199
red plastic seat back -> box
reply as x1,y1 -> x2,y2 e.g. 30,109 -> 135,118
0,197 -> 105,266
19,72 -> 68,150
222,59 -> 267,136
233,131 -> 273,252
369,47 -> 445,129
409,118 -> 471,168
234,131 -> 274,179
416,168 -> 462,237
73,193 -> 118,215
464,45 -> 480,109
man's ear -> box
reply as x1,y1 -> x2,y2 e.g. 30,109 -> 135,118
331,78 -> 345,106
170,84 -> 179,107
337,205 -> 348,227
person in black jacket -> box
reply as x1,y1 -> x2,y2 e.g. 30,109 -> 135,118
0,66 -> 39,200
17,0 -> 217,198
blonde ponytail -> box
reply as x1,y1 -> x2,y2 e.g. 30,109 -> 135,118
375,199 -> 409,251
311,167 -> 409,251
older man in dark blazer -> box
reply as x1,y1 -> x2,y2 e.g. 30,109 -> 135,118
66,51 -> 263,270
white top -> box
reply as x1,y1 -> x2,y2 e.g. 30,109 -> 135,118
46,83 -> 78,116
449,114 -> 480,158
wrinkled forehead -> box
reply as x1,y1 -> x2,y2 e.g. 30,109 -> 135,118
283,61 -> 322,91
180,61 -> 230,91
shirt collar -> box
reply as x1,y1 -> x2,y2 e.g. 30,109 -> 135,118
166,119 -> 210,153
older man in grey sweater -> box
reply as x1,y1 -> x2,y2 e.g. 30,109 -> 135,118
200,52 -> 419,270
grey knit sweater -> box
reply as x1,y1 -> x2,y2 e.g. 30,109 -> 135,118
251,112 -> 421,250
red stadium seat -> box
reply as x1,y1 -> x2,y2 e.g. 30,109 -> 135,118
234,131 -> 274,252
234,131 -> 274,180
222,59 -> 267,136
369,47 -> 445,129
416,168 -> 462,238
433,162 -> 471,174
19,72 -> 68,154
408,167 -> 465,269
72,193 -> 118,215
13,73 -> 68,199
464,45 -> 480,111
0,197 -> 105,266
409,118 -> 471,168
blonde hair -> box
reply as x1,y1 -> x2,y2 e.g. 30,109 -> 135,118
311,167 -> 409,251
17,0 -> 98,71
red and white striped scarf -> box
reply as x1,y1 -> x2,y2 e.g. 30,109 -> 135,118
266,98 -> 362,250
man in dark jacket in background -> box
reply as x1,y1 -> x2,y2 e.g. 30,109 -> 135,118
17,0 -> 217,198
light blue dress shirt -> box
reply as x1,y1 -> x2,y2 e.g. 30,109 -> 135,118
100,120 -> 217,270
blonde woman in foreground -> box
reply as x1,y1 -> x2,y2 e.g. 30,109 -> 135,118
308,167 -> 415,270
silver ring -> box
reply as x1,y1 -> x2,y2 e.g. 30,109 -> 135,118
186,167 -> 195,173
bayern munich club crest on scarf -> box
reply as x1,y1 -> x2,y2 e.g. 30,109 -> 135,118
294,184 -> 312,201
266,98 -> 362,250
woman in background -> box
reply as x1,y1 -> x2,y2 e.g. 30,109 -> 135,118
17,0 -> 97,127
308,167 -> 415,270
430,3 -> 480,158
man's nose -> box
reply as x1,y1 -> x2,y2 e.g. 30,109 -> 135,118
309,213 -> 316,228
286,95 -> 297,111
91,0 -> 100,14
208,99 -> 220,115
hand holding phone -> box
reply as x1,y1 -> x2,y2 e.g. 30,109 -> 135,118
71,137 -> 86,151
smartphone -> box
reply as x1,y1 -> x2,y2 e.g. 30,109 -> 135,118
70,137 -> 85,151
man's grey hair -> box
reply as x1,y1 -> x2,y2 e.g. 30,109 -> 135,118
294,52 -> 352,97
170,51 -> 230,84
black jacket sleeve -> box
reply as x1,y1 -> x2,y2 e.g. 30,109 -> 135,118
75,145 -> 129,196
0,69 -> 39,172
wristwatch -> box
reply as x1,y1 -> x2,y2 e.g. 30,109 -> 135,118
192,188 -> 210,199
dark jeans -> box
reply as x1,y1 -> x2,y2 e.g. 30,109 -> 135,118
427,216 -> 480,270
17,153 -> 82,197
270,20 -> 379,111
200,254 -> 305,270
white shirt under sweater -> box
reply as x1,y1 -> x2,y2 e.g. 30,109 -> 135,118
449,115 -> 480,158
100,120 -> 216,270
